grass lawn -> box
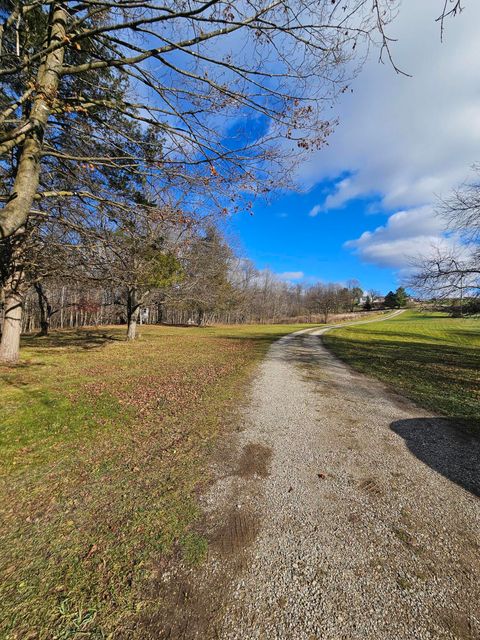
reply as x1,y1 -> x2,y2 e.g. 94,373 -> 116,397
323,310 -> 480,429
0,322 -> 312,639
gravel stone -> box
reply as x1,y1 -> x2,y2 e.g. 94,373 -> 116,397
215,318 -> 480,640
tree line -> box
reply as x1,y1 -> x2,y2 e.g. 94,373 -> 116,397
8,223 -> 380,337
0,0 -> 466,362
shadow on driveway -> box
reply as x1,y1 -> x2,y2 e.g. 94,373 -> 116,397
391,418 -> 480,497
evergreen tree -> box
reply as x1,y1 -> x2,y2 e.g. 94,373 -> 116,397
384,291 -> 398,309
395,287 -> 408,307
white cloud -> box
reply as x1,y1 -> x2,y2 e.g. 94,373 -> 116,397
345,206 -> 452,268
308,204 -> 322,217
278,271 -> 304,281
294,1 -> 480,269
301,0 -> 480,208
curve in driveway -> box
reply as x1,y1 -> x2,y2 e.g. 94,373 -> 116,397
152,312 -> 479,640
215,311 -> 480,639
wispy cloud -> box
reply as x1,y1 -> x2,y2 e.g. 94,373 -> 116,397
308,204 -> 322,217
283,0 -> 480,277
278,271 -> 304,281
299,1 -> 480,211
295,0 -> 480,274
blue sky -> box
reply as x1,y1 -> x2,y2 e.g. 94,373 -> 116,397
230,183 -> 397,293
229,0 -> 480,295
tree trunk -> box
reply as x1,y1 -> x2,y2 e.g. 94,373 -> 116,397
60,285 -> 65,328
126,287 -> 139,340
34,282 -> 52,336
0,267 -> 25,364
0,4 -> 68,239
127,311 -> 139,340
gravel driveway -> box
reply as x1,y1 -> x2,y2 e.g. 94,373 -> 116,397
153,315 -> 480,640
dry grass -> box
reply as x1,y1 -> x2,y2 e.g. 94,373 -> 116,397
0,323 -> 311,639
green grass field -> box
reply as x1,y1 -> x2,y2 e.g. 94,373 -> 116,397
0,323 -> 312,639
3,312 -> 478,637
323,310 -> 480,428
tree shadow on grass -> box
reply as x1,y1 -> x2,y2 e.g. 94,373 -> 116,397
391,418 -> 480,497
334,327 -> 480,347
324,336 -> 479,391
20,328 -> 124,352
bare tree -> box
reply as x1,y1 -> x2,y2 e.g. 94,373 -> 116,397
409,246 -> 479,301
409,171 -> 480,303
440,170 -> 480,245
0,0 -> 400,238
306,282 -> 343,323
0,0 -> 405,361
346,278 -> 363,312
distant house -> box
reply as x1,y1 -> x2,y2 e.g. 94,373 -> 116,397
359,292 -> 385,307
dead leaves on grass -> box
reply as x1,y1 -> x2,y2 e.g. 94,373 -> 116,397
79,342 -> 250,421
0,331 -> 261,638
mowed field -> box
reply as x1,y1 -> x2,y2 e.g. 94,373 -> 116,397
323,310 -> 480,429
0,323 -> 311,639
2,312 -> 479,637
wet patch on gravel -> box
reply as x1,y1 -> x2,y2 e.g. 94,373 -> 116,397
236,443 -> 272,479
358,476 -> 384,497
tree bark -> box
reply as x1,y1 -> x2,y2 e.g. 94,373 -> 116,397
0,264 -> 25,364
60,285 -> 65,328
0,3 -> 67,239
127,312 -> 138,340
126,287 -> 139,340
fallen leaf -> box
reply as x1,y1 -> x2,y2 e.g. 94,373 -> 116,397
85,544 -> 98,560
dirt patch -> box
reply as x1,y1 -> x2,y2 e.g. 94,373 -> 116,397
134,566 -> 225,640
210,508 -> 260,555
236,443 -> 272,479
